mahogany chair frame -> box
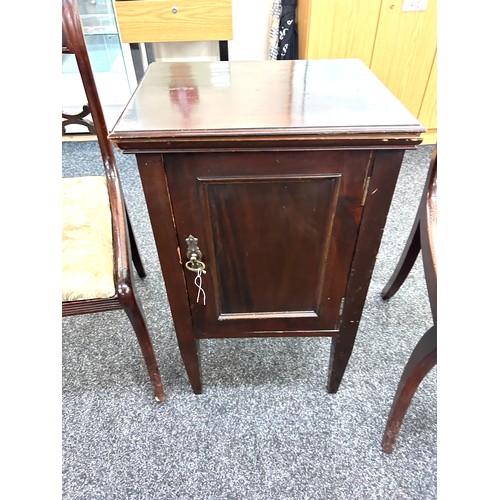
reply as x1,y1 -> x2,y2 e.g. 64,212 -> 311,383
381,146 -> 437,453
62,0 -> 165,402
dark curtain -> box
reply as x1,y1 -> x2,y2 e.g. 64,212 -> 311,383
277,0 -> 298,60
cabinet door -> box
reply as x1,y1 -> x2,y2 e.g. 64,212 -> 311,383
166,150 -> 371,338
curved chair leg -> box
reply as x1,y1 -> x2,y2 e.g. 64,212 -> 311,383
126,206 -> 146,278
119,284 -> 166,402
381,219 -> 421,300
382,324 -> 437,453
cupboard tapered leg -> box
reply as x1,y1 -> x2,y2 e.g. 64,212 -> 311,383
327,327 -> 357,393
177,337 -> 203,394
137,153 -> 204,394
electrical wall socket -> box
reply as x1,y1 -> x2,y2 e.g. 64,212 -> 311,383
402,0 -> 428,11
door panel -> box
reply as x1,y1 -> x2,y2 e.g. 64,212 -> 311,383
201,174 -> 340,315
165,150 -> 371,337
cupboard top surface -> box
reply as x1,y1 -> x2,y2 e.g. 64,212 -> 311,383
109,59 -> 424,141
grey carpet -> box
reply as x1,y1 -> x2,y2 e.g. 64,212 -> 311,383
62,141 -> 436,500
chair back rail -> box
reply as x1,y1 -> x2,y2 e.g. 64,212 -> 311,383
62,0 -> 130,283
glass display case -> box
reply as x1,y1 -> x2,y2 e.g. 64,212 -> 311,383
62,0 -> 136,134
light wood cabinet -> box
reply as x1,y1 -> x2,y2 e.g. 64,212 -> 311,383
113,0 -> 233,43
418,52 -> 437,130
298,0 -> 437,143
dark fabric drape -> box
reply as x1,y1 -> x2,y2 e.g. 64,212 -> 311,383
269,0 -> 282,59
277,0 -> 298,60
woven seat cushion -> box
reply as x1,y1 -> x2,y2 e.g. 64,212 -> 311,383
62,176 -> 115,301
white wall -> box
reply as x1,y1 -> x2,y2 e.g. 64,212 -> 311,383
153,0 -> 275,62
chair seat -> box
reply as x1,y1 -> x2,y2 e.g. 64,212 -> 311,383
62,176 -> 115,301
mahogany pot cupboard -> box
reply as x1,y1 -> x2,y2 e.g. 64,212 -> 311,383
109,59 -> 424,394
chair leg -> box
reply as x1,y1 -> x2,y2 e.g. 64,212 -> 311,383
381,219 -> 421,300
382,324 -> 437,453
126,206 -> 146,278
120,284 -> 166,402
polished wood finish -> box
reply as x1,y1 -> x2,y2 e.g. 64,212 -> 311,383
109,59 -> 424,394
166,150 -> 369,338
381,146 -> 437,453
62,105 -> 96,135
62,0 -> 165,402
135,153 -> 203,394
113,0 -> 233,43
111,59 -> 422,140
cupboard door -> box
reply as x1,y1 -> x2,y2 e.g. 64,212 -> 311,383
166,150 -> 371,338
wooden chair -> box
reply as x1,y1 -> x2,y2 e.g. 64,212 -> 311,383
381,146 -> 437,453
62,0 -> 166,402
